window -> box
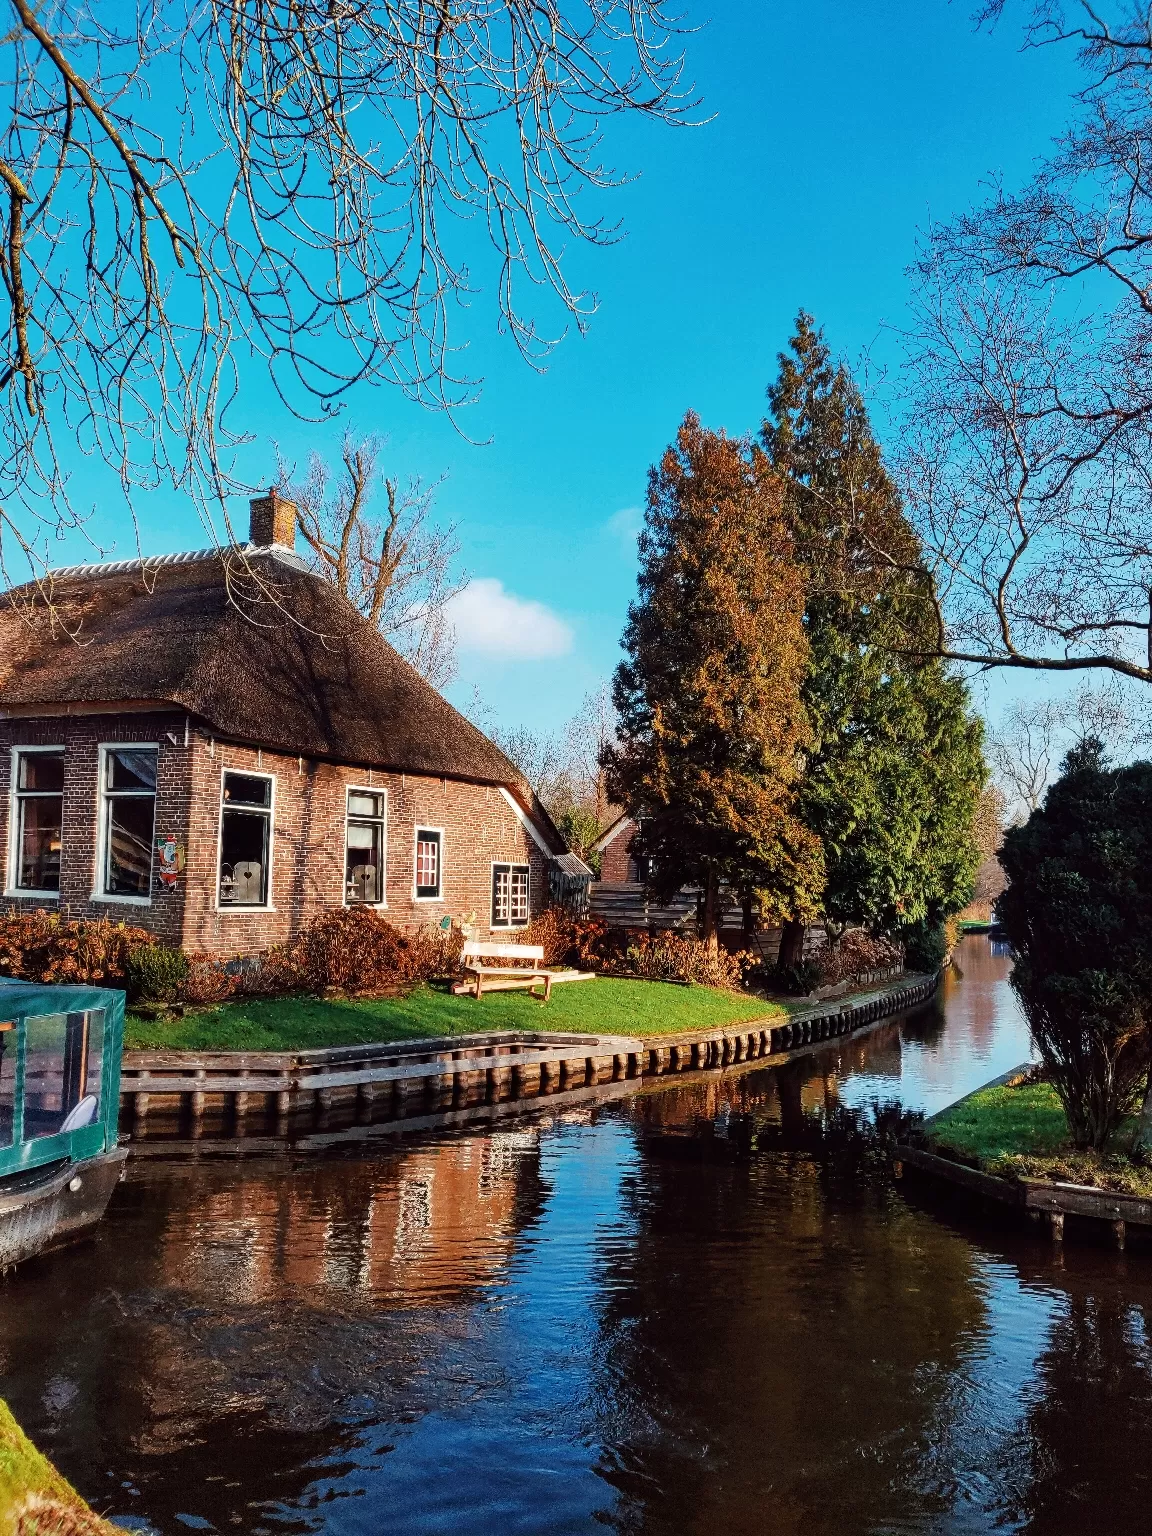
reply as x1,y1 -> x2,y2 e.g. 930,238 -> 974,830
219,772 -> 273,907
414,828 -> 442,900
22,1010 -> 104,1140
492,863 -> 530,929
100,747 -> 157,898
11,749 -> 64,892
346,789 -> 386,904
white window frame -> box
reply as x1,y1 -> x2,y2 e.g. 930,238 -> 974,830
491,860 -> 531,930
93,742 -> 158,906
5,744 -> 66,899
413,825 -> 445,902
344,785 -> 388,908
215,767 -> 277,913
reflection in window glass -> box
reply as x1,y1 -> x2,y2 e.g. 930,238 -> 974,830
219,772 -> 273,906
14,749 -> 64,892
23,1011 -> 104,1140
101,747 -> 157,896
0,1025 -> 14,1148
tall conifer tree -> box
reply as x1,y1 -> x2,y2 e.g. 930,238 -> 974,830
604,413 -> 824,948
762,315 -> 985,965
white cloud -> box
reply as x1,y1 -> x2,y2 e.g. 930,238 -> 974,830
445,578 -> 573,660
606,506 -> 643,548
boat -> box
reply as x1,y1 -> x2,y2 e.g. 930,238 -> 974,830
0,978 -> 127,1270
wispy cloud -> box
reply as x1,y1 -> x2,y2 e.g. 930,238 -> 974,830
446,578 -> 573,660
606,506 -> 643,549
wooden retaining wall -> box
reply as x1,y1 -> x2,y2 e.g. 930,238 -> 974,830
120,972 -> 940,1146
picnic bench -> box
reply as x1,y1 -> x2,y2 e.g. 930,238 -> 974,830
453,941 -> 596,1002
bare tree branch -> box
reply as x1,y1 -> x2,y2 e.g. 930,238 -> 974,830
280,431 -> 465,688
0,1 -> 693,585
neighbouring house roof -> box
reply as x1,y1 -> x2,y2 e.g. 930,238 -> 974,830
0,547 -> 566,851
551,851 -> 594,879
592,813 -> 634,852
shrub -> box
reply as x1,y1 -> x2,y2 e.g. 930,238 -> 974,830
182,955 -> 239,1006
763,960 -> 822,996
0,909 -> 156,985
126,944 -> 189,1003
522,906 -> 582,966
621,931 -> 752,989
812,929 -> 904,987
265,907 -> 463,996
899,918 -> 951,974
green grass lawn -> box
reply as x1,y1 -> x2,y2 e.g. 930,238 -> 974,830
123,977 -> 785,1053
927,1079 -> 1152,1196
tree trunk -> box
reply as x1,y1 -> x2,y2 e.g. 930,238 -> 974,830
778,918 -> 806,971
1135,1070 -> 1152,1158
701,867 -> 719,955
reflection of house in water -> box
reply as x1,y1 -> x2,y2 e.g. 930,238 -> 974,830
162,1129 -> 547,1308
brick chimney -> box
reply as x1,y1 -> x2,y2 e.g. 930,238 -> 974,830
249,487 -> 298,549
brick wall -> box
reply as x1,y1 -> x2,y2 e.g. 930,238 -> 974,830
598,820 -> 636,884
0,712 -> 191,944
0,714 -> 548,958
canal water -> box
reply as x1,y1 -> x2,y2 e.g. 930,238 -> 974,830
5,936 -> 1152,1535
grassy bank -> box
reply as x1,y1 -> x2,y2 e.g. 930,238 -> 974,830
124,977 -> 786,1053
0,1397 -> 115,1535
926,1077 -> 1152,1197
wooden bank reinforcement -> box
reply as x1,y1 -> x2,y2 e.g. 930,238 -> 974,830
119,971 -> 940,1150
896,1065 -> 1152,1252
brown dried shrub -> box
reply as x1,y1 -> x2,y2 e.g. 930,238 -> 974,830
261,907 -> 462,996
811,929 -> 904,987
0,909 -> 156,986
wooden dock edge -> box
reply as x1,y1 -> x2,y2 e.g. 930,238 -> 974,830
119,969 -> 942,1147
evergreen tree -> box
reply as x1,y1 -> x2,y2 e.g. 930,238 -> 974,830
603,413 -> 824,948
761,315 -> 985,964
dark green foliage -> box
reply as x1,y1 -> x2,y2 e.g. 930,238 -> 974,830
761,314 -> 985,938
125,943 -> 190,1003
998,741 -> 1152,1149
900,918 -> 950,974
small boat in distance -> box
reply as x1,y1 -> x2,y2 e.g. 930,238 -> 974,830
0,978 -> 127,1270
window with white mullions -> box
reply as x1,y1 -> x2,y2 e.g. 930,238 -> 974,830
100,747 -> 157,897
492,863 -> 530,929
414,828 -> 442,900
12,749 -> 64,892
346,789 -> 386,904
219,772 -> 273,907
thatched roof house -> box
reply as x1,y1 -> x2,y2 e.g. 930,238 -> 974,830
0,495 -> 583,957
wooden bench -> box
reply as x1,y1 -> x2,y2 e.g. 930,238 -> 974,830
455,941 -> 554,1001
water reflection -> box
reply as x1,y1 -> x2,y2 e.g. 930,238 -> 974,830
3,938 -> 1152,1535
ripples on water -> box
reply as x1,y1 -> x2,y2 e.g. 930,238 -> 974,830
4,936 -> 1152,1535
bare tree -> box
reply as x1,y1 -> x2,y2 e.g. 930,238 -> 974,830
986,678 -> 1152,818
280,434 -> 463,688
0,3 -> 691,585
897,3 -> 1152,685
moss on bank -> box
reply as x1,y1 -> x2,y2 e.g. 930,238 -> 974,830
926,1078 -> 1152,1198
0,1397 -> 115,1535
124,977 -> 786,1052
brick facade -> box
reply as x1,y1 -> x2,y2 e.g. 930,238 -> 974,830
0,713 -> 548,958
598,818 -> 637,883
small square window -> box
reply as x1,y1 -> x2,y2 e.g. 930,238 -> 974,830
415,829 -> 442,900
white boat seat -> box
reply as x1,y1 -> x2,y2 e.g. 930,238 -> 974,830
60,1094 -> 98,1133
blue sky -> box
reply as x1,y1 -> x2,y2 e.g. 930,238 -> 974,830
51,1 -> 1084,735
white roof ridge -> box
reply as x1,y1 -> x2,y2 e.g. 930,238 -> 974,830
39,543 -> 310,583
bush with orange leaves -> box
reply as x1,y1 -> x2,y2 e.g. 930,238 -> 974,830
262,907 -> 463,996
0,909 -> 156,986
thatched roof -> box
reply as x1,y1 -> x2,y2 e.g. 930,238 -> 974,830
0,549 -> 560,839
